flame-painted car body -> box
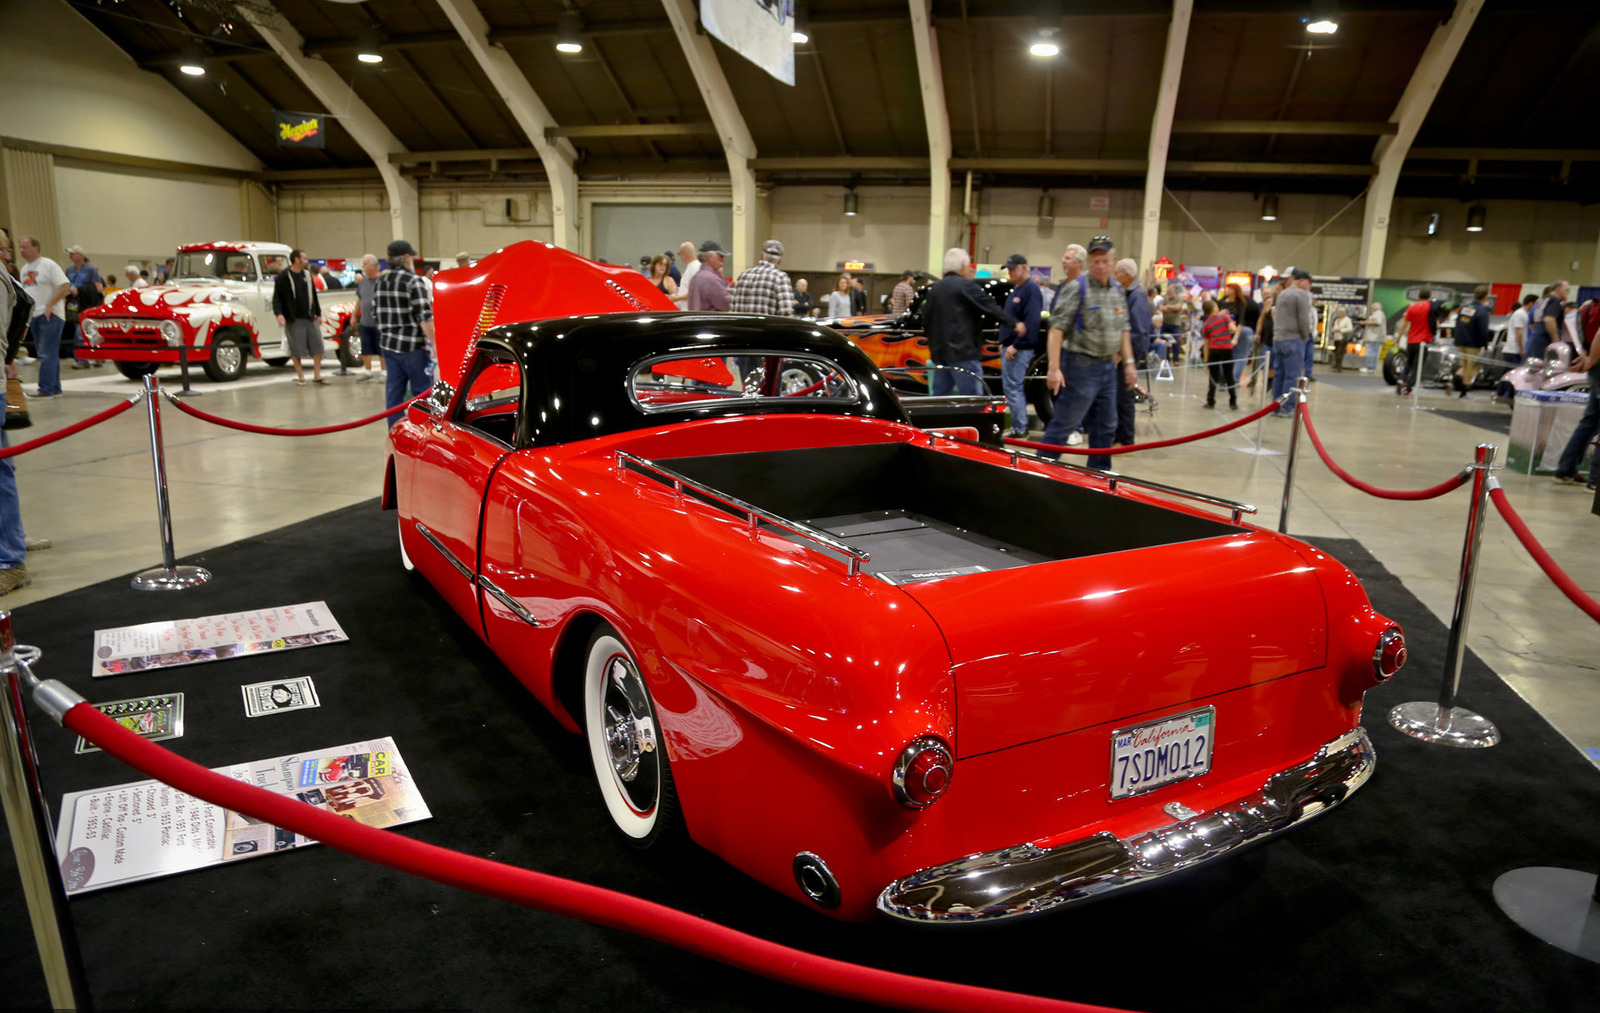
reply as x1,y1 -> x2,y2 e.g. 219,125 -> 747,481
382,242 -> 1403,923
77,242 -> 357,382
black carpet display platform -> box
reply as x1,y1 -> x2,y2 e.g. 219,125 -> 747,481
3,502 -> 1599,1011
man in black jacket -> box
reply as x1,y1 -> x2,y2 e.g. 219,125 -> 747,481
923,247 -> 1017,395
272,248 -> 326,385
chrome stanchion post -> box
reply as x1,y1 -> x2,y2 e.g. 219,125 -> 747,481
132,376 -> 211,591
1276,378 -> 1307,533
0,613 -> 90,1008
1390,443 -> 1501,747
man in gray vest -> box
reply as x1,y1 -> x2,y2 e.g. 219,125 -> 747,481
1271,267 -> 1315,416
1039,236 -> 1136,469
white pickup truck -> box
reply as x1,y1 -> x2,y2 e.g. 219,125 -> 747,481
78,241 -> 360,382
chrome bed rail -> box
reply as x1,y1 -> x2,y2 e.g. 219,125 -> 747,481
614,451 -> 873,576
917,429 -> 1259,525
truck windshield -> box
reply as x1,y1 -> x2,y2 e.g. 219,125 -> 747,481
174,252 -> 257,282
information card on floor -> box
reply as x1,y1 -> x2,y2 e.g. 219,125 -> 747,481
90,601 -> 348,678
54,737 -> 428,895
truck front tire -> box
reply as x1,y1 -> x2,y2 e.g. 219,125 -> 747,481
336,326 -> 361,369
115,361 -> 159,381
203,332 -> 249,382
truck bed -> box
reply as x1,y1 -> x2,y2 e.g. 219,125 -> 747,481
659,442 -> 1243,582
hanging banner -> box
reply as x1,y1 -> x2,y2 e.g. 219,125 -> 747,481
1309,276 -> 1372,304
701,0 -> 795,86
275,110 -> 325,149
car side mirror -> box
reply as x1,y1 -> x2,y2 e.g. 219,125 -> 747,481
415,380 -> 454,416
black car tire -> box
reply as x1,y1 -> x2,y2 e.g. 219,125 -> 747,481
583,624 -> 682,850
336,326 -> 361,369
202,330 -> 248,382
1382,349 -> 1405,387
114,360 -> 159,381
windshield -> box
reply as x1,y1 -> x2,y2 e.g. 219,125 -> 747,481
173,251 -> 258,283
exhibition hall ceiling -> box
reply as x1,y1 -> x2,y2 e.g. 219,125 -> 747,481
66,0 -> 1600,199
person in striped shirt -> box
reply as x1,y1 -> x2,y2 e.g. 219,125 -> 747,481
1201,298 -> 1239,410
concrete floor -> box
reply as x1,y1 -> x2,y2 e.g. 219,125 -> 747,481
4,355 -> 1597,761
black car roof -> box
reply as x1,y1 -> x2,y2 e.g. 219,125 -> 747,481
475,312 -> 912,447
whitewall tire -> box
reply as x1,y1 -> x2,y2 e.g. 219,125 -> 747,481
583,626 -> 680,848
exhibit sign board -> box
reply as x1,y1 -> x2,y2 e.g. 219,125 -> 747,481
1309,276 -> 1372,304
702,0 -> 795,86
91,601 -> 348,678
55,737 -> 429,895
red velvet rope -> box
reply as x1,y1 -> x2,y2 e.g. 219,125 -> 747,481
1005,397 -> 1280,456
1488,486 -> 1600,624
166,393 -> 418,436
1298,406 -> 1471,501
0,397 -> 139,459
60,705 -> 1129,1013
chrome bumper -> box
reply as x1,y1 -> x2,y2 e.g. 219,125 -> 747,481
877,727 -> 1375,923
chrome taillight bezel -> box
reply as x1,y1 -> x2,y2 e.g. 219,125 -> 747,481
892,735 -> 954,809
1373,628 -> 1406,681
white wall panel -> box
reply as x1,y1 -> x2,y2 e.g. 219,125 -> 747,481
0,1 -> 259,171
54,166 -> 241,271
276,185 -> 556,263
590,203 -> 731,270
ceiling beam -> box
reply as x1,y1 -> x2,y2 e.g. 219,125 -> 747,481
1358,0 -> 1483,277
752,157 -> 927,171
910,0 -> 953,276
436,0 -> 580,250
243,4 -> 419,242
0,136 -> 253,179
546,123 -> 717,139
1141,1 -> 1193,278
662,0 -> 758,273
1409,148 -> 1600,162
1175,120 -> 1397,136
389,149 -> 542,164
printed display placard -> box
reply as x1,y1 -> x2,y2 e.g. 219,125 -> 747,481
91,602 -> 347,678
55,737 -> 427,895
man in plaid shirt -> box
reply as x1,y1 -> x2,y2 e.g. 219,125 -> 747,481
373,239 -> 435,424
729,240 -> 793,316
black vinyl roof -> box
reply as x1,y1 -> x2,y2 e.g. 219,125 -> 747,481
478,312 -> 911,446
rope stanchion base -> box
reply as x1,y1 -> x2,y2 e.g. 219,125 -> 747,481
130,563 -> 211,592
1387,700 -> 1501,748
1492,867 -> 1600,964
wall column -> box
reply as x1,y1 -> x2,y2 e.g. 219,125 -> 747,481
0,144 -> 63,255
436,0 -> 580,251
1357,0 -> 1483,278
1139,0 -> 1193,275
909,0 -> 952,275
662,0 -> 758,273
245,7 -> 419,244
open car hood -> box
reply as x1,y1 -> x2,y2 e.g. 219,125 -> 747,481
431,241 -> 676,388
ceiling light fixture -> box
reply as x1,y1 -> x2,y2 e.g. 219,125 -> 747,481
1466,205 -> 1486,232
792,3 -> 809,44
1261,194 -> 1279,221
1032,1 -> 1061,57
356,29 -> 384,64
1306,19 -> 1338,34
843,190 -> 859,216
1038,192 -> 1055,220
179,62 -> 206,76
557,12 -> 584,54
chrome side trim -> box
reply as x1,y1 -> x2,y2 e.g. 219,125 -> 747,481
477,574 -> 541,627
415,522 -> 474,582
615,451 -> 872,576
877,727 -> 1374,924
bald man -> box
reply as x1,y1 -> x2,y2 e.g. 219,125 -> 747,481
672,241 -> 699,308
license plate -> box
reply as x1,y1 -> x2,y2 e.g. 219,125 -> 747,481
1110,707 -> 1214,800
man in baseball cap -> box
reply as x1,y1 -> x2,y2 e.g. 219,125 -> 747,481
731,240 -> 793,316
1039,235 -> 1136,467
688,241 -> 730,311
373,239 -> 434,423
1001,254 -> 1042,436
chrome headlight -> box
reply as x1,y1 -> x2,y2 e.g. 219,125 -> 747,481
159,320 -> 182,346
80,318 -> 100,344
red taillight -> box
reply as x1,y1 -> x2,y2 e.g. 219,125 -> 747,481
893,736 -> 954,809
1374,628 -> 1406,680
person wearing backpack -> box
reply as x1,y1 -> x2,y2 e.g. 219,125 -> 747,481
1039,236 -> 1136,468
1450,285 -> 1492,397
64,245 -> 104,370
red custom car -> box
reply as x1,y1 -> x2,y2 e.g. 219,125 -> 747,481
384,243 -> 1405,923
